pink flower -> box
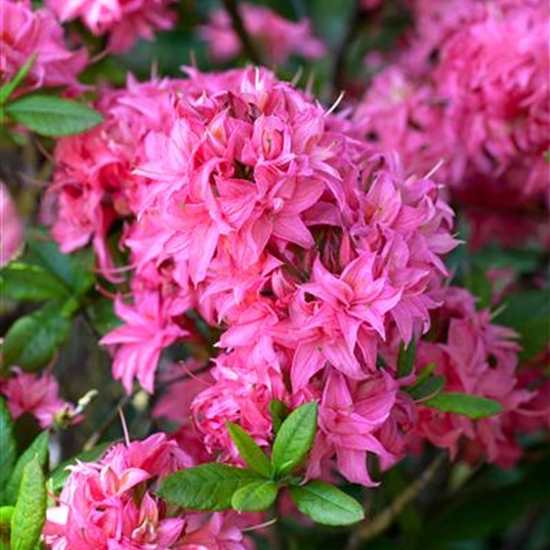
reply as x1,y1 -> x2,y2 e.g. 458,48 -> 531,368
307,370 -> 398,486
45,0 -> 177,53
199,3 -> 326,65
100,290 -> 190,393
0,367 -> 72,428
0,183 -> 23,267
411,287 -> 535,467
49,76 -> 183,276
44,433 -> 250,550
0,0 -> 87,95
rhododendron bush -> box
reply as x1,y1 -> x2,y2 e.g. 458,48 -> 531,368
0,1 -> 548,549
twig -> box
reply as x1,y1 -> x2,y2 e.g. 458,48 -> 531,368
346,454 -> 446,550
83,392 -> 133,450
221,0 -> 262,65
265,503 -> 285,550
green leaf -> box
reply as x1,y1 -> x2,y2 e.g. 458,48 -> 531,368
10,457 -> 47,550
5,95 -> 103,137
464,266 -> 492,310
423,392 -> 503,419
0,506 -> 13,547
0,56 -> 35,105
157,464 -> 262,511
269,399 -> 288,435
1,302 -> 72,372
231,480 -> 278,512
0,400 -> 16,501
5,432 -> 49,505
85,298 -> 122,336
397,340 -> 416,378
289,480 -> 365,526
407,373 -> 445,402
496,289 -> 550,361
271,402 -> 318,477
226,422 -> 271,478
0,263 -> 70,302
421,457 -> 550,547
49,442 -> 111,493
0,507 -> 13,527
26,235 -> 94,297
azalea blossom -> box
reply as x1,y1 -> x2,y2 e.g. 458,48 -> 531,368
0,0 -> 87,95
0,367 -> 73,429
199,3 -> 326,65
45,0 -> 177,53
44,433 -> 251,550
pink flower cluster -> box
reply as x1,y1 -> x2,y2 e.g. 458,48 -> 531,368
0,0 -> 87,96
0,367 -> 73,429
45,0 -> 177,52
49,76 -> 185,275
49,67 -> 458,486
199,3 -> 326,65
410,287 -> 548,467
44,433 -> 250,550
354,0 -> 550,247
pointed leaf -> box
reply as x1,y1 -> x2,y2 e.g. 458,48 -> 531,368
397,340 -> 416,378
424,392 -> 503,419
26,235 -> 94,296
1,302 -> 72,372
231,480 -> 278,512
0,401 -> 16,501
226,422 -> 271,478
269,399 -> 288,435
5,431 -> 49,505
157,464 -> 262,511
289,480 -> 365,526
0,55 -> 35,105
5,96 -> 103,137
407,372 -> 445,402
10,457 -> 46,550
271,401 -> 318,477
0,263 -> 70,302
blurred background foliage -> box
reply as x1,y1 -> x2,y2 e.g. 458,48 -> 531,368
1,1 -> 549,549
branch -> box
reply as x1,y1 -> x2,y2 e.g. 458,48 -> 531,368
346,454 -> 446,550
221,0 -> 262,65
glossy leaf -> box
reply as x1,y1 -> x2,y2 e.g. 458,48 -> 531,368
0,263 -> 70,302
10,457 -> 47,550
289,480 -> 365,526
226,422 -> 271,478
1,302 -> 72,372
231,480 -> 278,512
271,401 -> 318,477
424,392 -> 503,419
5,431 -> 49,505
0,401 -> 16,502
5,95 -> 103,137
0,55 -> 35,105
157,464 -> 262,511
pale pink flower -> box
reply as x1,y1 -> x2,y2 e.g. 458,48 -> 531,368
45,0 -> 177,53
199,3 -> 326,65
0,367 -> 72,428
0,182 -> 23,267
0,0 -> 87,95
